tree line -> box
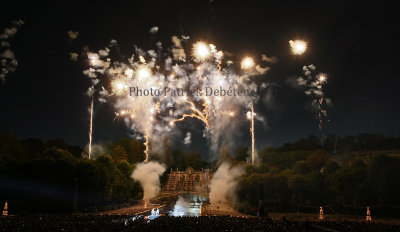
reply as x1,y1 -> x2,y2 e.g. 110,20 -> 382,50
0,133 -> 208,213
236,149 -> 400,216
1,132 -> 400,215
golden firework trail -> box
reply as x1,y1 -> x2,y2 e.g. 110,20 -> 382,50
143,134 -> 150,164
83,37 -> 273,167
88,97 -> 94,159
115,97 -> 165,164
169,99 -> 210,129
143,97 -> 164,164
317,74 -> 327,134
250,105 -> 255,166
221,111 -> 236,117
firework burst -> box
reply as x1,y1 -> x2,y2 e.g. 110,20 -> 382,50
297,65 -> 331,140
289,40 -> 307,55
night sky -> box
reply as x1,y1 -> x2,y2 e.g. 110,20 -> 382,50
1,1 -> 399,156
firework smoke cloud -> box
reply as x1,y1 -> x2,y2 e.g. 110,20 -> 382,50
184,132 -> 191,145
209,163 -> 243,205
68,30 -> 80,61
149,26 -> 159,34
67,30 -> 79,40
131,161 -> 166,206
80,28 -> 274,204
0,19 -> 24,82
82,29 -> 273,161
296,64 -> 331,136
170,196 -> 190,216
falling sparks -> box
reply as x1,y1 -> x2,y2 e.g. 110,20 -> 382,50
289,40 -> 307,55
241,57 -> 254,69
114,109 -> 136,122
297,65 -> 331,141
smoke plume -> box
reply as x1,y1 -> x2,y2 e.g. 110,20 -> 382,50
0,19 -> 24,81
209,163 -> 243,205
79,28 -> 277,165
170,196 -> 190,217
131,161 -> 166,206
184,132 -> 191,145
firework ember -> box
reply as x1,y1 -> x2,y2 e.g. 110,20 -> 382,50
193,41 -> 211,61
296,65 -> 331,140
82,35 -> 273,161
80,30 -> 275,207
247,105 -> 256,165
4,2 -> 398,228
0,19 -> 24,81
241,57 -> 255,70
289,40 -> 307,55
88,97 -> 93,159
